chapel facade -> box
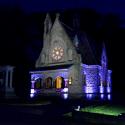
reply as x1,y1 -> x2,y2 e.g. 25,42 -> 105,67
29,13 -> 112,99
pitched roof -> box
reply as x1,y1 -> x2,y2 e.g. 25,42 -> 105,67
58,18 -> 99,64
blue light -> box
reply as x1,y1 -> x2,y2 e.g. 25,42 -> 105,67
107,87 -> 111,93
86,93 -> 93,100
99,86 -> 104,93
31,74 -> 40,80
30,93 -> 35,98
85,86 -> 94,93
62,93 -> 68,99
100,93 -> 104,99
107,94 -> 111,100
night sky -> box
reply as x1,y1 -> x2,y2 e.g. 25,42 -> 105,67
0,0 -> 125,97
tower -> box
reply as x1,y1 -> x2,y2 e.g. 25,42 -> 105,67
43,13 -> 52,41
101,43 -> 108,86
73,13 -> 80,31
101,43 -> 107,68
73,34 -> 79,48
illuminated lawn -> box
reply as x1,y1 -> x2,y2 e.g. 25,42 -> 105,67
81,105 -> 125,116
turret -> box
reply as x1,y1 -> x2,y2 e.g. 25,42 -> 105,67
73,13 -> 80,31
101,43 -> 108,86
101,43 -> 107,68
43,13 -> 52,41
73,34 -> 79,48
35,14 -> 52,67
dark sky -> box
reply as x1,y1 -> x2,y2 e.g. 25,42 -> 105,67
19,0 -> 125,23
1,0 -> 125,21
0,1 -> 125,18
0,0 -> 125,96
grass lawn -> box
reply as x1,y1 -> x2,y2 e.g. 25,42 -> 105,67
81,104 -> 125,116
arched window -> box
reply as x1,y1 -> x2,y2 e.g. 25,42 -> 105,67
34,78 -> 42,89
55,76 -> 65,89
45,77 -> 52,89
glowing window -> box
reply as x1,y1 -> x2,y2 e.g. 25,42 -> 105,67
34,78 -> 42,89
36,82 -> 41,89
51,47 -> 64,60
56,77 -> 62,89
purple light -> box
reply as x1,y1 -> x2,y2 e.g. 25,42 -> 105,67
31,74 -> 40,80
107,94 -> 111,100
83,65 -> 100,94
99,86 -> 104,93
31,81 -> 35,88
100,93 -> 104,99
30,93 -> 35,98
62,93 -> 68,99
86,93 -> 93,100
62,88 -> 68,93
107,87 -> 111,93
85,87 -> 94,93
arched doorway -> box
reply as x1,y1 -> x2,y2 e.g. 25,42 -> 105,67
34,78 -> 42,89
55,76 -> 65,89
45,77 -> 52,89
